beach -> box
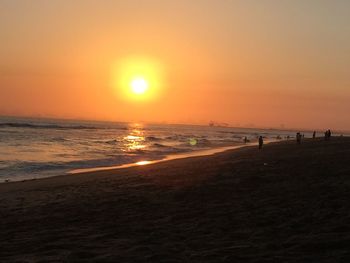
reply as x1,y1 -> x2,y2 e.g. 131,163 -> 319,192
1,137 -> 350,262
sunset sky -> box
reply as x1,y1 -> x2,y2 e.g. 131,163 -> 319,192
1,0 -> 349,130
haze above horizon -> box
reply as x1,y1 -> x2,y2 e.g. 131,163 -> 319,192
1,0 -> 349,130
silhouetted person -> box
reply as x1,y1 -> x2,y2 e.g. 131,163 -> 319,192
296,132 -> 301,144
258,136 -> 263,149
313,131 -> 316,139
328,129 -> 332,140
243,136 -> 248,144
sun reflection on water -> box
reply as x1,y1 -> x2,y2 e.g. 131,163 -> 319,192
136,160 -> 152,166
123,126 -> 146,151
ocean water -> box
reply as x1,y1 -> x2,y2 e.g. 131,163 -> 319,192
0,116 -> 303,182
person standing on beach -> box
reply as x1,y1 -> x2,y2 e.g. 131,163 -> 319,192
243,136 -> 248,144
258,136 -> 263,149
313,131 -> 316,139
296,132 -> 301,144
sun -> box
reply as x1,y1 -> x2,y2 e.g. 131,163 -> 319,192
111,56 -> 165,101
131,78 -> 148,95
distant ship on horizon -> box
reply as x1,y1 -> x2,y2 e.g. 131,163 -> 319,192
209,121 -> 229,127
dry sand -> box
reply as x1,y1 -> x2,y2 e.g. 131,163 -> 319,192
1,137 -> 350,262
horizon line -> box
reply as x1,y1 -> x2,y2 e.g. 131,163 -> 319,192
0,113 -> 349,134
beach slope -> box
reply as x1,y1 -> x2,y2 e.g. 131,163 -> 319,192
1,137 -> 350,262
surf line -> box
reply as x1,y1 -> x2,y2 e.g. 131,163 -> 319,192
69,141 -> 273,175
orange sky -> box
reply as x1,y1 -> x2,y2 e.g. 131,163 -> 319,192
1,1 -> 349,130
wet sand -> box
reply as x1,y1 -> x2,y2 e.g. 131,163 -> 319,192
1,137 -> 350,262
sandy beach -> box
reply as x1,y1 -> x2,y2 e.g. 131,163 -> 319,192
1,137 -> 350,262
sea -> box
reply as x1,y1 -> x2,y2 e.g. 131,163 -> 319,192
0,116 -> 309,182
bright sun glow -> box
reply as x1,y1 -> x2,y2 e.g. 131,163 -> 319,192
131,78 -> 148,95
112,57 -> 164,101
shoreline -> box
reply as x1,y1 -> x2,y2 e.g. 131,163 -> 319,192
2,139 -> 276,184
69,141 -> 261,174
0,139 -> 279,191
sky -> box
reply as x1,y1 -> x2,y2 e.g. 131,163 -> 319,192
1,0 -> 349,130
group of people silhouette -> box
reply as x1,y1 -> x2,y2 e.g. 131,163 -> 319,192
243,135 -> 264,149
297,130 -> 332,144
296,132 -> 304,144
254,129 -> 333,150
324,129 -> 332,140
